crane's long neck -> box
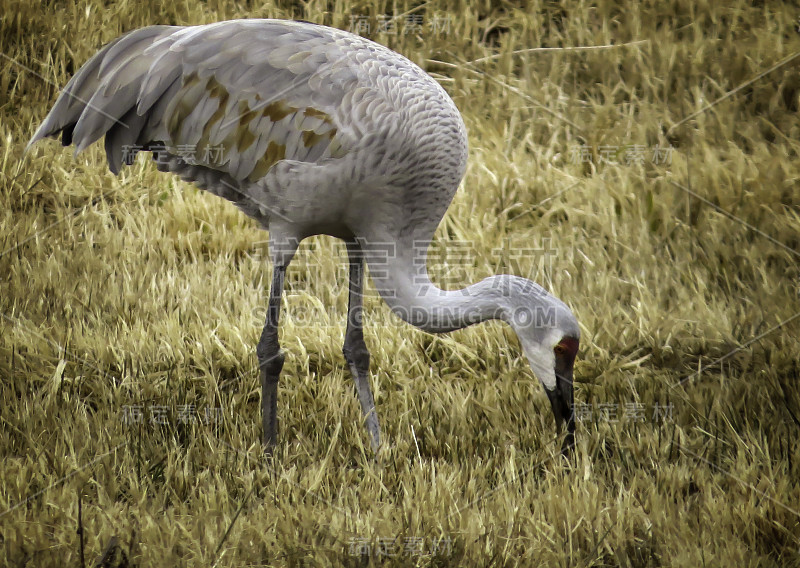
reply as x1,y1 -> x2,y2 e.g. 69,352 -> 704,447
362,236 -> 544,334
379,268 -> 509,333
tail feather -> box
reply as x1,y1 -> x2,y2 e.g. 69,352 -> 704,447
27,30 -> 135,149
27,25 -> 177,171
72,80 -> 141,154
104,105 -> 148,174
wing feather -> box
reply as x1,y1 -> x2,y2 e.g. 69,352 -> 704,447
30,19 -> 404,183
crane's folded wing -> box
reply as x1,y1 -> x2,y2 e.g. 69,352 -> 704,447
28,20 -> 377,181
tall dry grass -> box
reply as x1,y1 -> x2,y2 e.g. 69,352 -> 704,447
1,0 -> 799,566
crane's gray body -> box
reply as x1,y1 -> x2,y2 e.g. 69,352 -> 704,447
30,19 -> 579,454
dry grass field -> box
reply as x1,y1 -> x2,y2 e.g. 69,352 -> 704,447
2,0 -> 800,566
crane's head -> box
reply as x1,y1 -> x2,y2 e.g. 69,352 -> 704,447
506,284 -> 580,456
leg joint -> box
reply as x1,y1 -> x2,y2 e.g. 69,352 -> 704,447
257,332 -> 284,377
342,340 -> 370,373
259,349 -> 285,379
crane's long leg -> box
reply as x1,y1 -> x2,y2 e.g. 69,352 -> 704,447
258,260 -> 287,452
343,239 -> 381,452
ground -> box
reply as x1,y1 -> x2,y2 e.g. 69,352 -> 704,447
1,0 -> 799,566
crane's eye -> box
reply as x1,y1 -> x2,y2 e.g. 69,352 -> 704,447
554,344 -> 565,356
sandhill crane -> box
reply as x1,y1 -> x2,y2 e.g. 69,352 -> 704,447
29,19 -> 581,455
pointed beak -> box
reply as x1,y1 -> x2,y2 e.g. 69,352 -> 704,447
547,358 -> 575,456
